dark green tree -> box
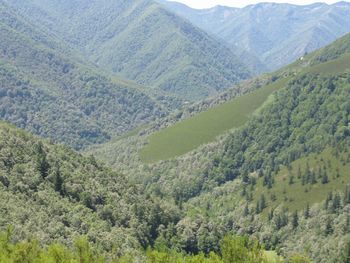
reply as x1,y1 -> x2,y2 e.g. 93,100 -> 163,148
291,211 -> 299,229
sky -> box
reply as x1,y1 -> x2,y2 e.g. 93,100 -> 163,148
168,0 -> 346,8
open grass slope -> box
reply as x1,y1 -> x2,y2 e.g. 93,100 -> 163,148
140,77 -> 289,163
253,146 -> 350,213
140,47 -> 350,163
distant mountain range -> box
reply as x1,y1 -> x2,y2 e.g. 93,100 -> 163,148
4,0 -> 251,100
160,1 -> 350,70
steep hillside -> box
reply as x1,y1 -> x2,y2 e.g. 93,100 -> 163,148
5,0 -> 251,100
89,34 -> 350,262
0,2 -> 171,149
162,1 -> 350,71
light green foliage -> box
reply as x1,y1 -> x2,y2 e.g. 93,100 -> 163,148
0,229 -> 105,263
220,236 -> 266,263
0,232 -> 288,263
288,255 -> 313,263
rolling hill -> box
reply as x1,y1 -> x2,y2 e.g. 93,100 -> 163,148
5,0 -> 252,101
161,1 -> 350,71
0,1 -> 172,149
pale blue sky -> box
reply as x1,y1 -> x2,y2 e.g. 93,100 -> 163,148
168,0 -> 347,8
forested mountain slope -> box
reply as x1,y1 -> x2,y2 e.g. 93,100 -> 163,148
0,2 -> 172,149
162,1 -> 350,71
5,0 -> 252,100
89,33 -> 350,262
0,121 -> 182,255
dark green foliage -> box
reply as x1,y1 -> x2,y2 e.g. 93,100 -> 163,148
291,211 -> 299,229
324,218 -> 333,236
321,172 -> 329,184
331,193 -> 342,213
304,203 -> 310,219
344,185 -> 350,205
35,142 -> 50,178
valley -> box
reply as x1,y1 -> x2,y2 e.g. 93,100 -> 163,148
0,0 -> 350,262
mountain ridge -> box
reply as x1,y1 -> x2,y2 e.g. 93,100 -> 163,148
161,0 -> 350,70
5,0 -> 252,100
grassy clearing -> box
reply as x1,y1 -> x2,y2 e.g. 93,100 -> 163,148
253,147 -> 350,213
140,78 -> 290,163
140,53 -> 350,163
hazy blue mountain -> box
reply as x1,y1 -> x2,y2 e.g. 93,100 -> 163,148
5,0 -> 252,101
161,1 -> 350,70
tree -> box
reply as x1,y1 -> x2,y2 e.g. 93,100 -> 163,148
344,185 -> 350,205
324,218 -> 333,235
243,203 -> 249,217
331,193 -> 342,213
53,164 -> 64,195
35,142 -> 50,178
321,172 -> 329,184
291,211 -> 299,229
304,203 -> 310,219
289,175 -> 295,185
256,194 -> 267,214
